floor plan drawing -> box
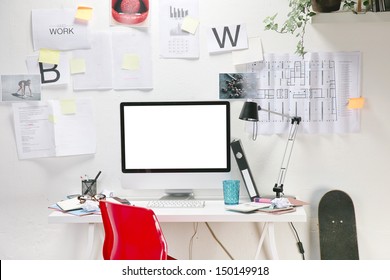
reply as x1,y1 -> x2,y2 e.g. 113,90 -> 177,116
242,52 -> 361,134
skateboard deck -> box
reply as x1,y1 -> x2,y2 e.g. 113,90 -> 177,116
318,190 -> 359,260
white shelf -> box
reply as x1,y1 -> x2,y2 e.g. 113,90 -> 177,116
312,11 -> 390,23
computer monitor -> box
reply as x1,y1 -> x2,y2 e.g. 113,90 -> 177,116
120,100 -> 231,198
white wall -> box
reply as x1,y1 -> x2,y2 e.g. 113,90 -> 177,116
1,0 -> 389,260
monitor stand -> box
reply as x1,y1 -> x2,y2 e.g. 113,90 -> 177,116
160,189 -> 195,200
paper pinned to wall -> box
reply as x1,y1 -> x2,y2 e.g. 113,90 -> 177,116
243,51 -> 362,134
32,8 -> 91,51
72,31 -> 113,90
232,37 -> 263,65
159,0 -> 200,59
12,98 -> 96,159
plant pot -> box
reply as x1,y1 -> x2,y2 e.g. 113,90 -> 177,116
311,0 -> 342,13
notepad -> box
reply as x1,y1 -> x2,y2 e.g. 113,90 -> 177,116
56,197 -> 83,211
225,202 -> 271,213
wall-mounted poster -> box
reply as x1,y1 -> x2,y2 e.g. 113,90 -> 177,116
111,0 -> 150,27
1,75 -> 41,102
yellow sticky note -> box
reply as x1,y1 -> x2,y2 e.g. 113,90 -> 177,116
39,49 -> 60,65
348,97 -> 365,109
75,6 -> 93,21
181,16 -> 199,34
48,115 -> 57,124
60,99 -> 77,115
70,58 -> 86,74
122,54 -> 140,70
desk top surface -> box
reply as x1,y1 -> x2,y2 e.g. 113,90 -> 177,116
48,200 -> 307,224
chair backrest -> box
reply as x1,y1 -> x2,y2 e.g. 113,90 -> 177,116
99,200 -> 168,260
99,200 -> 113,260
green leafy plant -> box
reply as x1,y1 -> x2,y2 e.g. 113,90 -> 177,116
343,0 -> 370,14
264,0 -> 315,57
263,0 -> 370,57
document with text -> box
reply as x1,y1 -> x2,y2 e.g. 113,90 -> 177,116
12,98 -> 96,159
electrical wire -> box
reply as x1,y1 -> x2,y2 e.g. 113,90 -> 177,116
188,222 -> 199,260
289,222 -> 305,260
205,222 -> 234,260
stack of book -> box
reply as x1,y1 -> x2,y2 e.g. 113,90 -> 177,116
49,197 -> 101,216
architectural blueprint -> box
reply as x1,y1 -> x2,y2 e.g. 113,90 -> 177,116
241,52 -> 361,134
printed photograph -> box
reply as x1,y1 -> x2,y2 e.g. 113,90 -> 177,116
1,74 -> 42,102
219,73 -> 257,99
111,0 -> 150,27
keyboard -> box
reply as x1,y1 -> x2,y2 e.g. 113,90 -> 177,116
146,199 -> 206,208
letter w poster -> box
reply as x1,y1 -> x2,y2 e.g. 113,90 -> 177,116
32,8 -> 91,51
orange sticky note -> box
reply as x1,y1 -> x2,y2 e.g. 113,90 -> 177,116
348,97 -> 365,109
75,6 -> 93,21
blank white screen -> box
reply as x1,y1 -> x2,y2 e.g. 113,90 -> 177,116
122,102 -> 229,172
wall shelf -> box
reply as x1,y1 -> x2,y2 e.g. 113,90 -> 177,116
312,11 -> 390,23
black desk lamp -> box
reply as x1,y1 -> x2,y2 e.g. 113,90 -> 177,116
239,100 -> 301,198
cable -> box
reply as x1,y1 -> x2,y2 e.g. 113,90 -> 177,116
188,222 -> 199,260
205,222 -> 234,260
289,222 -> 305,260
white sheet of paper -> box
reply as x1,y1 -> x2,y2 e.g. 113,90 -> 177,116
159,0 -> 200,59
26,52 -> 70,86
12,102 -> 56,159
244,51 -> 361,134
232,37 -> 263,65
12,98 -> 96,159
72,31 -> 113,90
32,8 -> 91,51
208,23 -> 248,53
111,29 -> 153,90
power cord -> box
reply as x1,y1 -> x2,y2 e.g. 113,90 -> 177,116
205,222 -> 234,260
289,222 -> 305,260
188,222 -> 199,260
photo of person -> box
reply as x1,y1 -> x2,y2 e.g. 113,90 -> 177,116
1,75 -> 41,102
16,79 -> 33,98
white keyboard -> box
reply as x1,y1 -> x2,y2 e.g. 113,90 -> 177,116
147,200 -> 205,208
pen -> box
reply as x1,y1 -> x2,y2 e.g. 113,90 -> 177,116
83,171 -> 102,195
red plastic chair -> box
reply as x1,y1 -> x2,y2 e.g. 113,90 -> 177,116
99,200 -> 171,260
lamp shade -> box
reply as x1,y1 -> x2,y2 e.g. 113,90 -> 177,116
239,101 -> 259,121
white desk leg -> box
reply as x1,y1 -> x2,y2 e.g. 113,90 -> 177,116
254,222 -> 279,260
254,222 -> 268,259
266,222 -> 279,260
86,223 -> 95,259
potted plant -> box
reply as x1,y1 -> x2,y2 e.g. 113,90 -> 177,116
263,0 -> 369,57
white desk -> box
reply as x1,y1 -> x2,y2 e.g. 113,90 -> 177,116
48,200 -> 307,260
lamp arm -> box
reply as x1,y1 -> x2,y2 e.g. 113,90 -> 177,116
258,107 -> 295,121
273,117 -> 301,198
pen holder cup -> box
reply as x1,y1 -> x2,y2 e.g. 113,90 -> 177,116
82,180 -> 97,196
223,180 -> 240,205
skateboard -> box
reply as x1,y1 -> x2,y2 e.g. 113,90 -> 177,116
318,190 -> 359,260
